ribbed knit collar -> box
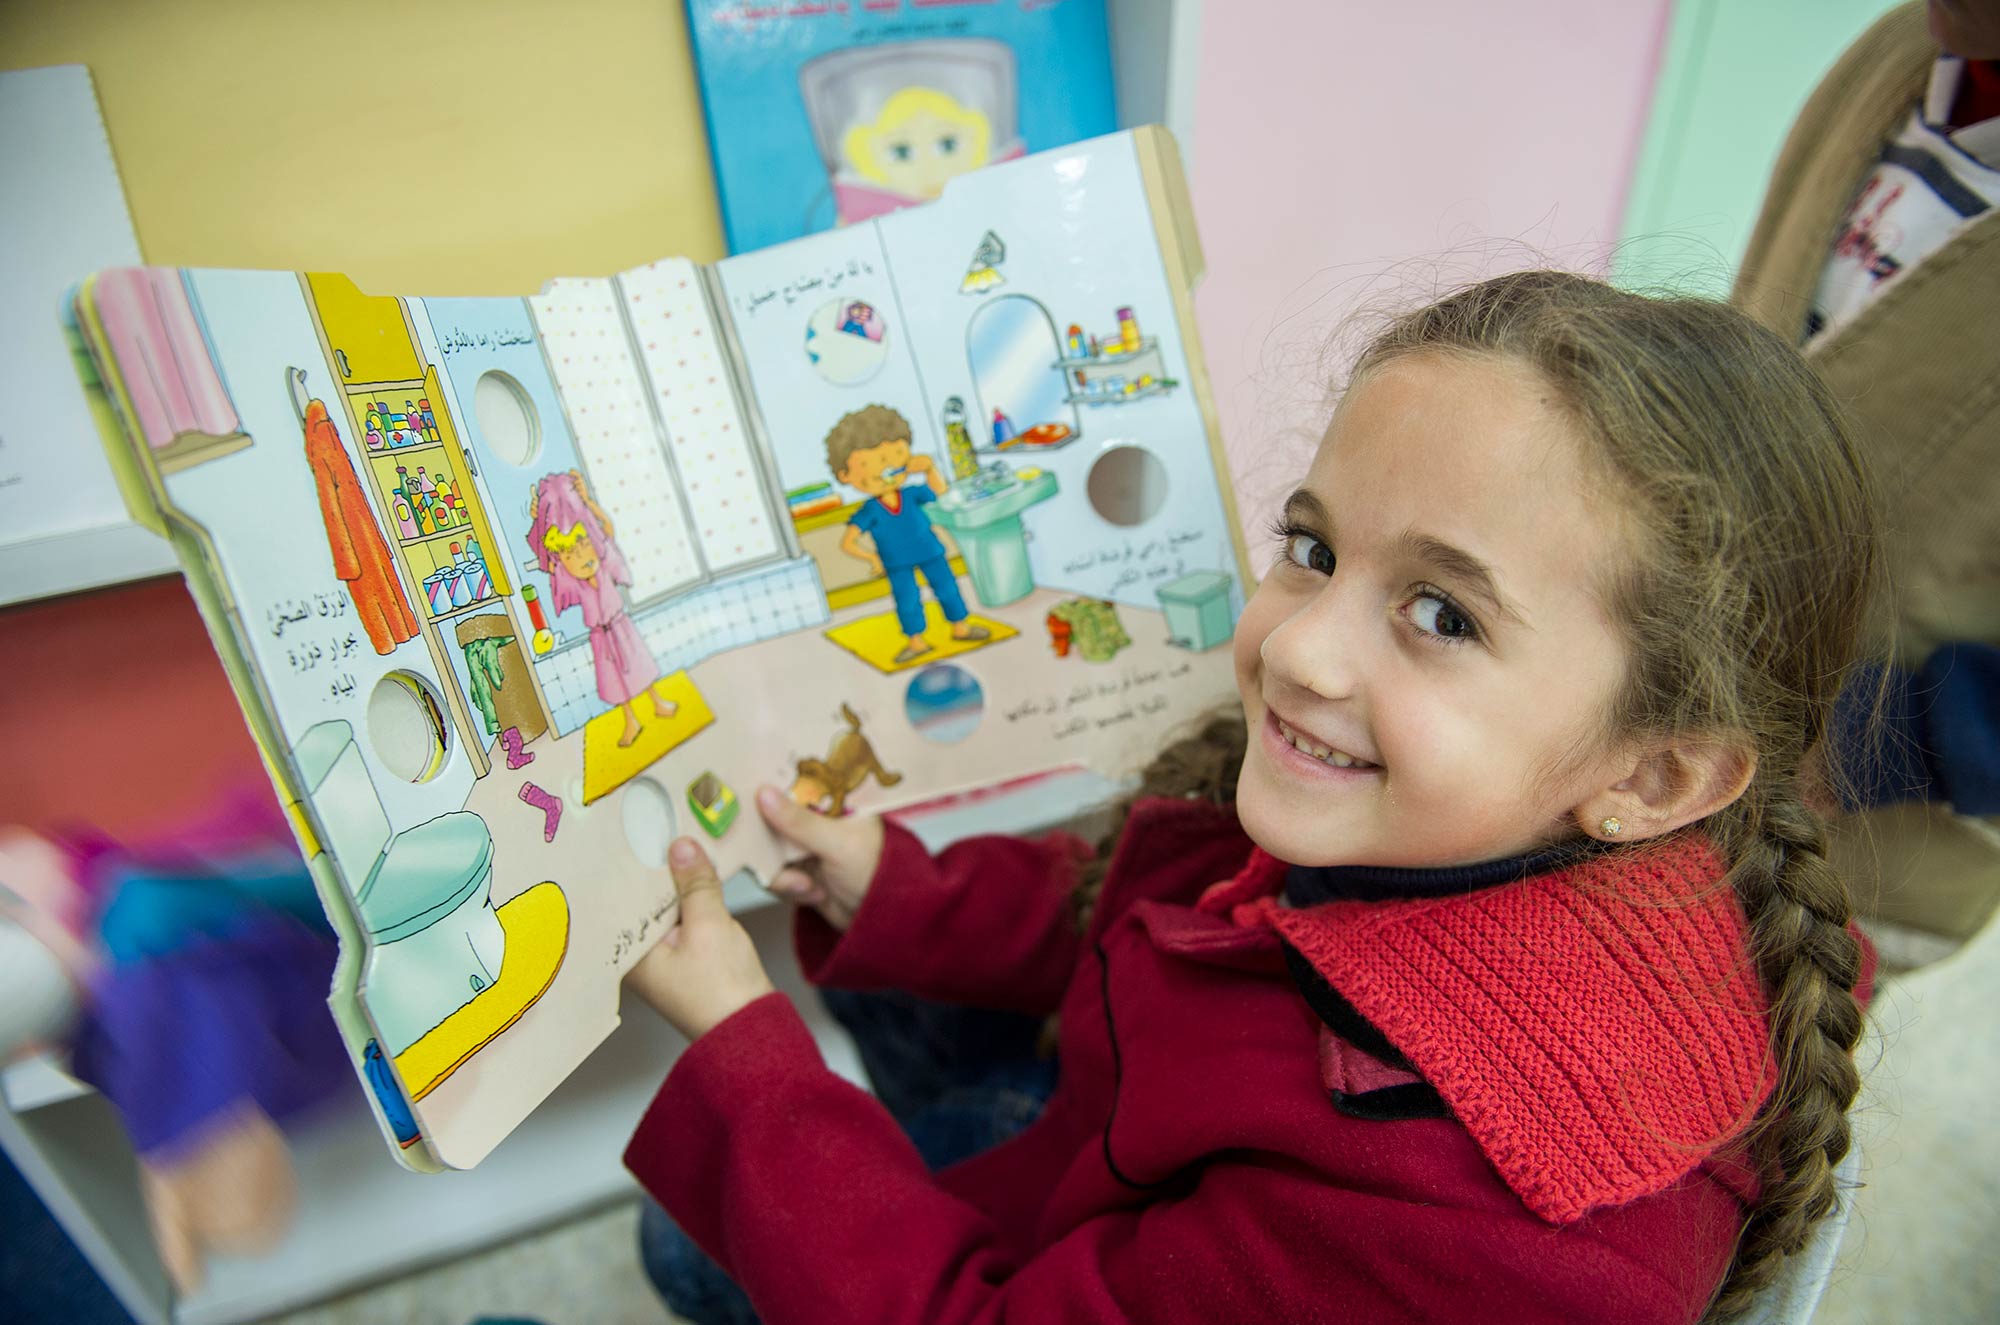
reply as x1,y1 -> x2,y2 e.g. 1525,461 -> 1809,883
1283,836 -> 1611,905
1202,835 -> 1776,1224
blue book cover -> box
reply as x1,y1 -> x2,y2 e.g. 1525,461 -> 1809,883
686,0 -> 1119,253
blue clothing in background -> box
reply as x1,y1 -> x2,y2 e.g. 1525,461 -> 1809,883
1834,642 -> 2000,815
69,915 -> 347,1158
96,859 -> 326,965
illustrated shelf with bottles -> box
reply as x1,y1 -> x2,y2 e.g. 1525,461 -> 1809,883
302,272 -> 523,778
1057,306 -> 1179,406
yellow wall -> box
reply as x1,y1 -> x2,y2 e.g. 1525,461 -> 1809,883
1,0 -> 725,294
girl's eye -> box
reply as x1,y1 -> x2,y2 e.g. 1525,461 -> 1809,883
938,135 -> 958,153
1283,533 -> 1334,576
1405,589 -> 1480,645
890,142 -> 913,162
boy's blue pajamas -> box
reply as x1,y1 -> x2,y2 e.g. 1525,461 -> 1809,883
850,487 -> 968,635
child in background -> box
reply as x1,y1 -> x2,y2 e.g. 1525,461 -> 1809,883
622,272 -> 1881,1324
527,470 -> 677,747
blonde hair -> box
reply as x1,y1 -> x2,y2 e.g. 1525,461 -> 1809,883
541,522 -> 589,554
843,87 -> 991,185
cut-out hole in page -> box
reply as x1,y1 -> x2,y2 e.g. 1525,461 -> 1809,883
805,296 -> 890,386
367,671 -> 451,783
621,777 -> 678,867
1087,445 -> 1169,527
475,370 -> 542,467
905,663 -> 985,744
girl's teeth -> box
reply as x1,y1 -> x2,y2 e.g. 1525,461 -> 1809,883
1279,721 -> 1371,769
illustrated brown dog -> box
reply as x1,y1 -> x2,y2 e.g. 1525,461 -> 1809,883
790,703 -> 903,815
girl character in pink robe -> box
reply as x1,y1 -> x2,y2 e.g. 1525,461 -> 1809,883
529,471 -> 678,747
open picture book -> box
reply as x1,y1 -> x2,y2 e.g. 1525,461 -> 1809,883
73,127 -> 1252,1171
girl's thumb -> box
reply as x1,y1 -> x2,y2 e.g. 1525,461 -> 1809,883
756,785 -> 840,852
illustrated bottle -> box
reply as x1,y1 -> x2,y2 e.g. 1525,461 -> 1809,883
941,397 -> 977,479
418,397 -> 439,441
394,494 -> 418,538
1066,324 -> 1084,358
522,584 -> 554,655
433,476 -> 453,507
395,464 -> 411,494
1117,306 -> 1140,352
416,466 -> 435,495
990,407 -> 1015,447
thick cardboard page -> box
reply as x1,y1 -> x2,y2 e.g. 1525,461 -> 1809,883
78,128 -> 1245,1169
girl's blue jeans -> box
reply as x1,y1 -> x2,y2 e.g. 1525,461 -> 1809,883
637,987 -> 1058,1325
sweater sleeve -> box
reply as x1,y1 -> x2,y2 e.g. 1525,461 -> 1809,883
792,819 -> 1092,1017
624,993 -> 1715,1325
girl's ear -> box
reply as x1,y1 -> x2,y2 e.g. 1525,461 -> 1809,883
1574,735 -> 1757,843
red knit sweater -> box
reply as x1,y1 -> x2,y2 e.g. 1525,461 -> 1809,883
626,799 -> 1874,1324
1204,836 -> 1780,1222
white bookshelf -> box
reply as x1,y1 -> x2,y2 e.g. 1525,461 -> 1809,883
0,770 -> 1129,1324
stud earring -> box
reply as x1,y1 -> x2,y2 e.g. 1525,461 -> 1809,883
1600,816 -> 1623,837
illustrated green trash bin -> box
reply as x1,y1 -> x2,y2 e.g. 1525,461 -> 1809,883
1157,571 -> 1235,651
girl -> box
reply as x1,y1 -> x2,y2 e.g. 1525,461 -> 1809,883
527,470 -> 677,747
621,272 -> 1880,1324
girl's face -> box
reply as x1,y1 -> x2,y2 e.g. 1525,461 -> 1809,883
556,530 -> 601,583
1233,353 -> 1636,868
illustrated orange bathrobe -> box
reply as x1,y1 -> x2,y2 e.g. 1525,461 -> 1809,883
304,400 -> 418,655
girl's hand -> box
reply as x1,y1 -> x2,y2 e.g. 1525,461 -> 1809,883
623,838 -> 775,1040
755,785 -> 885,933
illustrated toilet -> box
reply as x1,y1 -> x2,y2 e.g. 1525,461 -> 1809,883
294,720 -> 500,1056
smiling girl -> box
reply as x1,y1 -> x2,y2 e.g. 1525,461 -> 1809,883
619,271 -> 1881,1324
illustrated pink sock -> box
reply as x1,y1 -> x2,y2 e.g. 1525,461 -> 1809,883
500,726 -> 534,770
518,782 -> 561,843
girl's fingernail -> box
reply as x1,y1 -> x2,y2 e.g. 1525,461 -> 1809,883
670,838 -> 700,867
757,786 -> 781,811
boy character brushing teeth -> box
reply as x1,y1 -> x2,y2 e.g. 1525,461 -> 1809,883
827,404 -> 989,665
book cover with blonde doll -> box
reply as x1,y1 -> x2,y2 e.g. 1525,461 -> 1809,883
73,128 -> 1253,1173
684,0 -> 1118,251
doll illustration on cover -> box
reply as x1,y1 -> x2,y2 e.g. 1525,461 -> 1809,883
527,470 -> 678,747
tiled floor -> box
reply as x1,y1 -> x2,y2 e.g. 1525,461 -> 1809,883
268,1200 -> 684,1325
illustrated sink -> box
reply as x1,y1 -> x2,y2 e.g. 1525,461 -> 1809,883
925,471 -> 1059,606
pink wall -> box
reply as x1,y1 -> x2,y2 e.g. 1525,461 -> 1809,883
1188,0 -> 1674,550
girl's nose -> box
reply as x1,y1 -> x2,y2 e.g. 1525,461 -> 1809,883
1259,584 -> 1362,702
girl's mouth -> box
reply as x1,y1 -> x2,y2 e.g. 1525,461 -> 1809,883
1265,712 -> 1380,775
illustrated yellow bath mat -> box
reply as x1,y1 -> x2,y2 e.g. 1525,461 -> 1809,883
393,880 -> 568,1102
824,603 -> 1017,674
581,671 -> 715,805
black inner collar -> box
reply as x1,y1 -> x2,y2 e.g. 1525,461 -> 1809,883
1283,835 -> 1611,906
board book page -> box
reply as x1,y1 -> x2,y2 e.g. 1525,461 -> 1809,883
76,127 -> 1250,1171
